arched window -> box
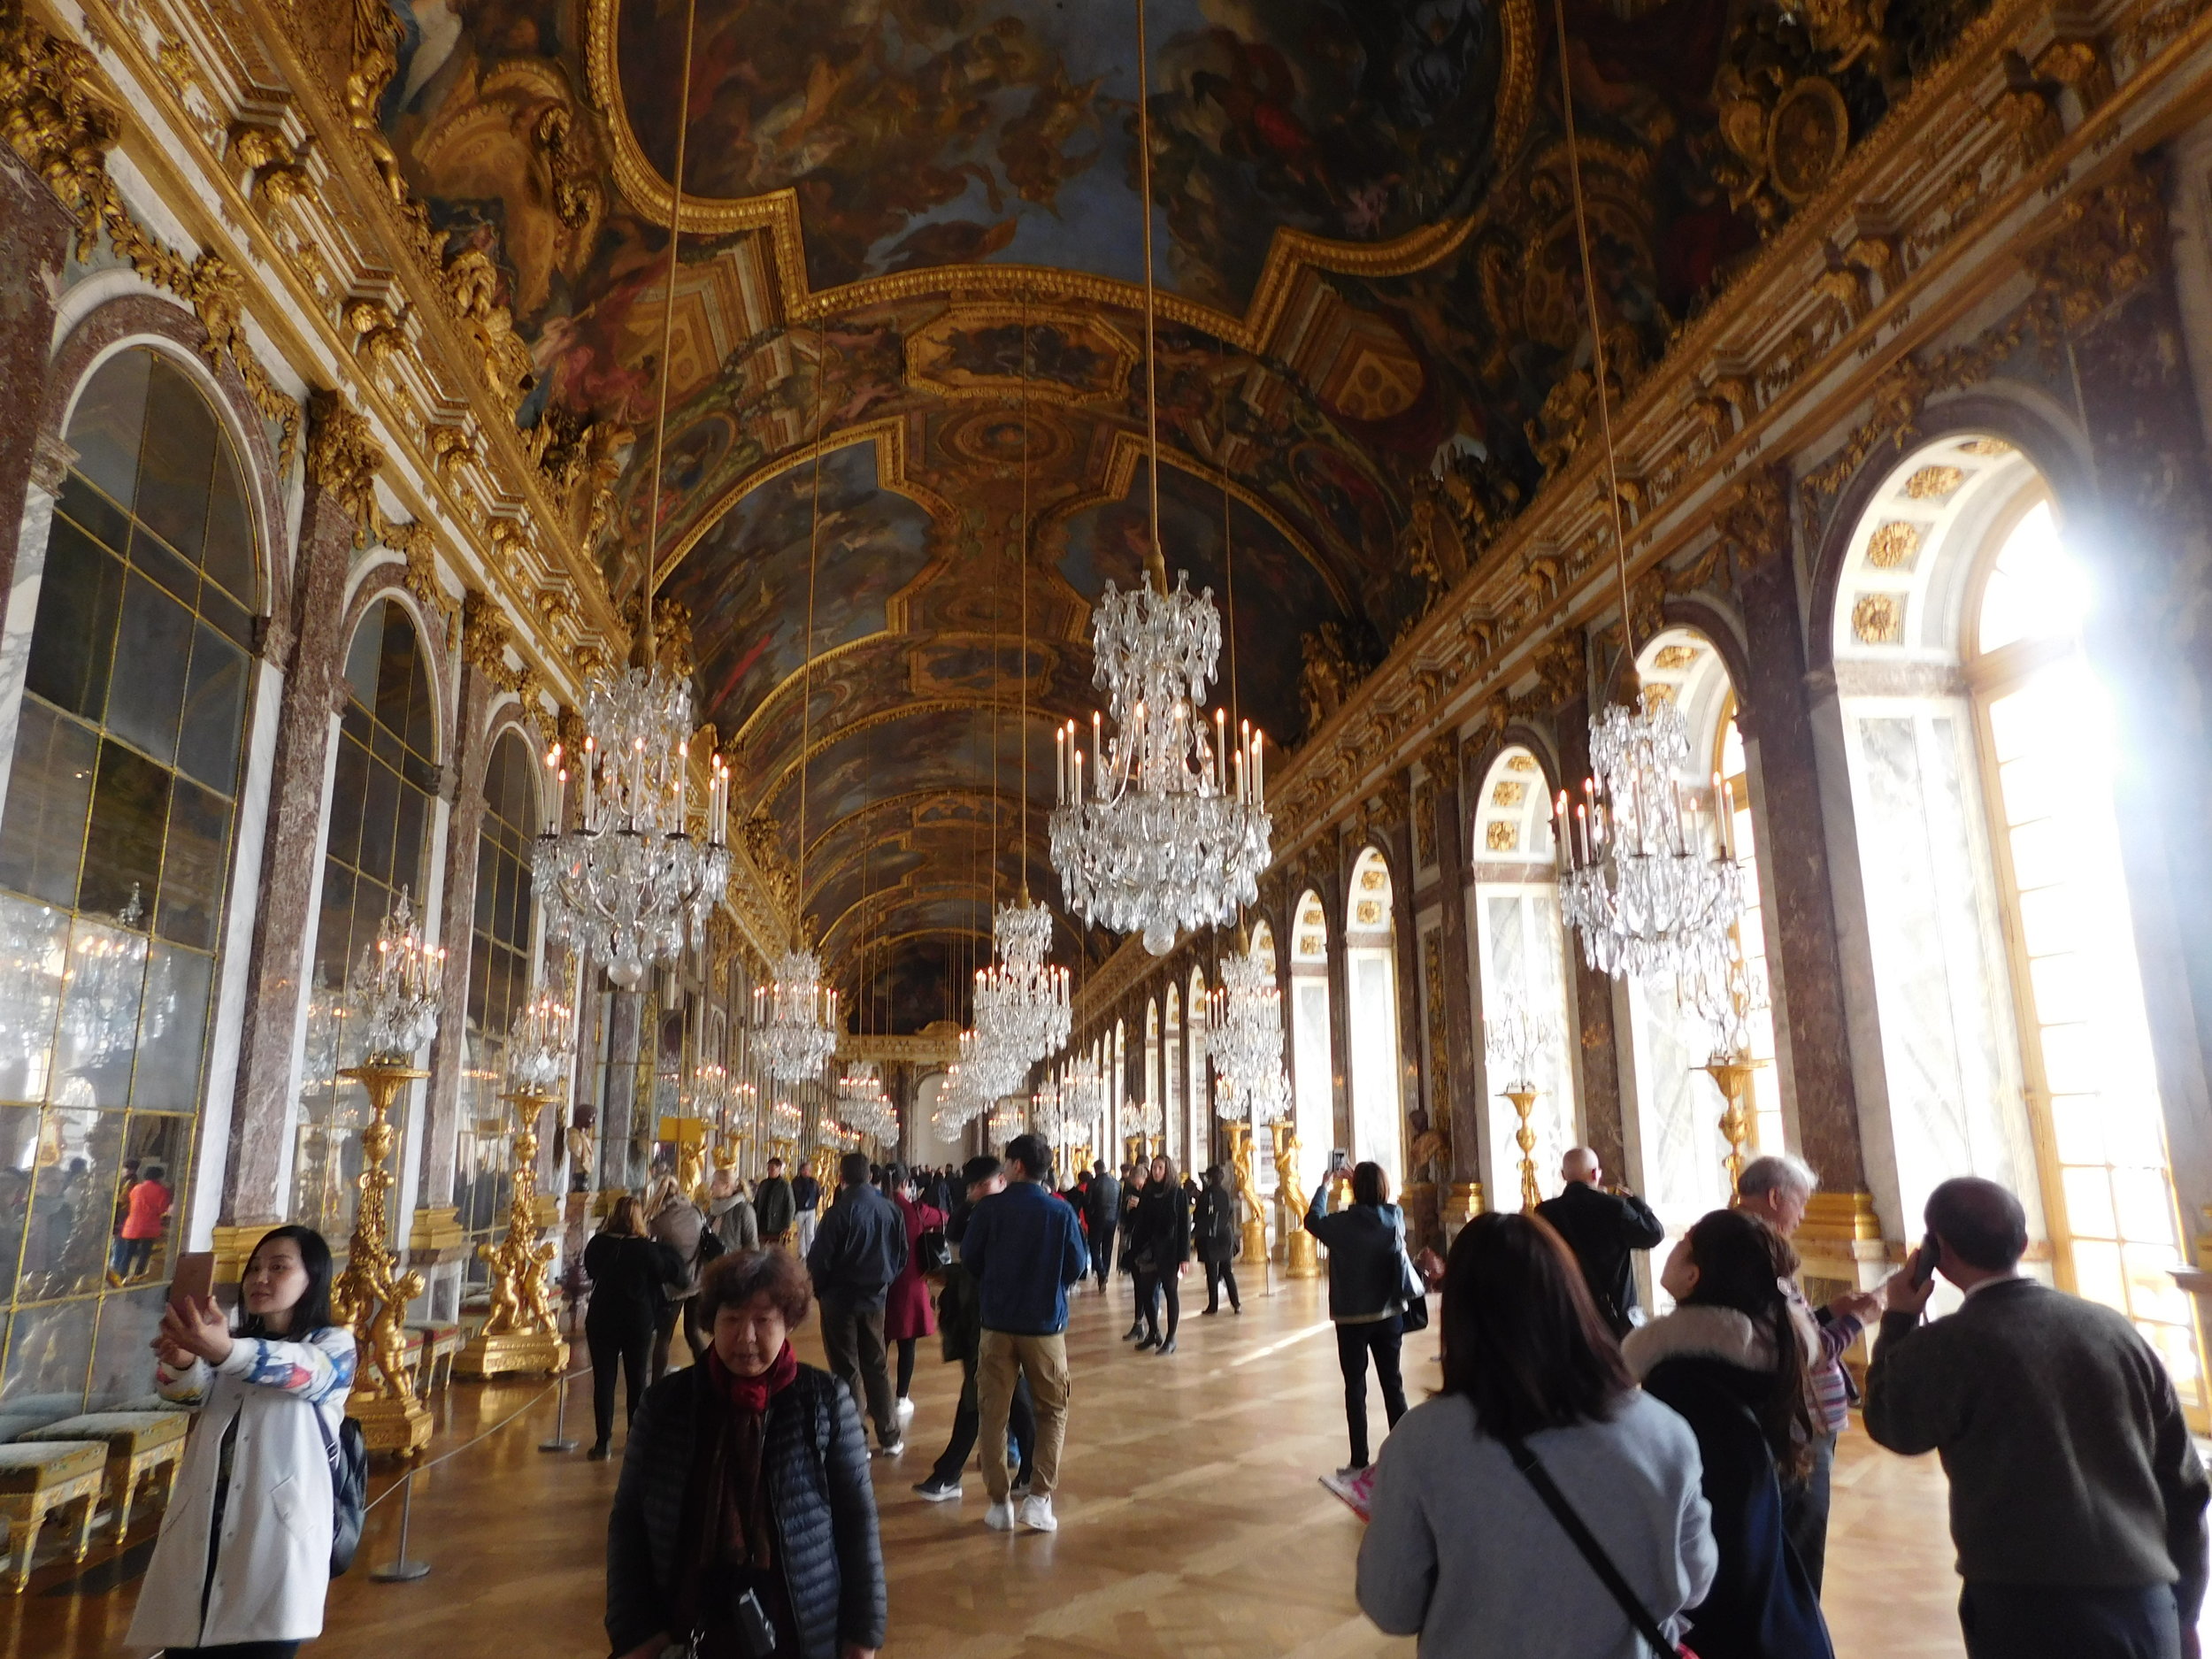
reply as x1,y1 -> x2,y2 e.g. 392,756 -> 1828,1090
1346,849 -> 1403,1189
0,347 -> 261,1406
1470,745 -> 1577,1208
293,599 -> 440,1240
1618,630 -> 1777,1243
1829,434 -> 2198,1406
457,731 -> 539,1286
1164,985 -> 1182,1170
1187,966 -> 1208,1165
1143,1000 -> 1161,1159
1288,890 -> 1333,1199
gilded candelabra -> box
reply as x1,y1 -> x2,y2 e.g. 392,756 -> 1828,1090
1505,1087 -> 1542,1212
1226,1123 -> 1268,1266
1274,1121 -> 1320,1279
331,1060 -> 432,1455
1705,1054 -> 1766,1200
456,1089 -> 569,1379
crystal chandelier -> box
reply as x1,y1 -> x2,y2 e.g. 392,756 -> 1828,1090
503,990 -> 576,1095
1676,928 -> 1770,1064
1204,949 -> 1289,1123
972,893 -> 1070,1065
750,949 -> 840,1084
837,1060 -> 898,1142
1047,0 -> 1270,956
536,669 -> 731,991
1485,1000 -> 1561,1094
1118,1095 -> 1163,1146
356,887 -> 445,1063
768,1098 -> 803,1143
1555,699 -> 1741,980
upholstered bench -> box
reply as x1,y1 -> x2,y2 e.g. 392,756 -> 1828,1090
407,1322 -> 461,1394
20,1411 -> 188,1542
0,1440 -> 104,1591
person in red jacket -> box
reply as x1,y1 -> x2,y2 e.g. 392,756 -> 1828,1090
880,1163 -> 947,1432
111,1161 -> 172,1281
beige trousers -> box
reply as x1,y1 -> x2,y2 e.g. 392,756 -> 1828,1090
976,1329 -> 1071,1502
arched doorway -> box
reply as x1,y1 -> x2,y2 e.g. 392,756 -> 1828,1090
1469,745 -> 1578,1208
1345,848 -> 1404,1190
1830,434 -> 2200,1402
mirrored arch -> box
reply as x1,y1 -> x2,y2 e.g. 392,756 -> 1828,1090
1345,849 -> 1402,1189
1286,889 -> 1333,1202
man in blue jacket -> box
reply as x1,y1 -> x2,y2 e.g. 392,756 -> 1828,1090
806,1150 -> 910,1455
960,1133 -> 1088,1534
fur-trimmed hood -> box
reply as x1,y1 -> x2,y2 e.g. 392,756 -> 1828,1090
1622,1302 -> 1817,1381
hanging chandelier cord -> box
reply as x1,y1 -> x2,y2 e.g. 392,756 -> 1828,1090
795,319 -> 827,949
1551,0 -> 1639,679
1135,0 -> 1168,596
1019,286 -> 1032,902
640,0 -> 699,659
1218,334 -> 1244,947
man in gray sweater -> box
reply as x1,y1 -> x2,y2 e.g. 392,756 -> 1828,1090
1865,1176 -> 2208,1659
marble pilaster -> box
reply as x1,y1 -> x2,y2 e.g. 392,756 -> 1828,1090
599,986 -> 643,1191
1424,739 -> 1484,1187
0,150 -> 70,593
222,408 -> 364,1225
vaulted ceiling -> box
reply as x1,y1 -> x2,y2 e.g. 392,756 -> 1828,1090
375,0 -> 1975,1025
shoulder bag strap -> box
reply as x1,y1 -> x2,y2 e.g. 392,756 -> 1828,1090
1503,1435 -> 1681,1659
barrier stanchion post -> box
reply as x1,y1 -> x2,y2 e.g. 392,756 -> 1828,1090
539,1364 -> 579,1454
370,1464 -> 432,1581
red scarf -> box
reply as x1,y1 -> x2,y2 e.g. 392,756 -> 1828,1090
708,1341 -> 798,1415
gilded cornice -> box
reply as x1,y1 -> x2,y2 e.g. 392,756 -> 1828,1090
1074,0 -> 2212,1031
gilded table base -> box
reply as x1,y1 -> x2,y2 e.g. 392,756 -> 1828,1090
1283,1228 -> 1321,1279
453,1328 -> 570,1380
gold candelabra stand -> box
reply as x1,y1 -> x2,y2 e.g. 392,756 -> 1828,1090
1704,1052 -> 1767,1200
456,1089 -> 569,1379
1503,1086 -> 1542,1213
1272,1120 -> 1321,1279
1070,1143 -> 1092,1179
1122,1133 -> 1145,1169
678,1133 -> 708,1205
1226,1123 -> 1270,1266
332,1061 -> 433,1455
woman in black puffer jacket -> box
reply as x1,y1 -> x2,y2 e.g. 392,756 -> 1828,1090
607,1248 -> 886,1659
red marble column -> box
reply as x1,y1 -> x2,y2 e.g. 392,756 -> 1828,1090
221,398 -> 372,1225
0,150 -> 72,588
1422,735 -> 1485,1188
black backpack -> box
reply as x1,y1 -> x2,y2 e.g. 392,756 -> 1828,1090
323,1412 -> 367,1575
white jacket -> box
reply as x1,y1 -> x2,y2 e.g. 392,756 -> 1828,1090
127,1325 -> 356,1651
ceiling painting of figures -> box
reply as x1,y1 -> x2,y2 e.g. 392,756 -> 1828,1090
362,0 -> 1995,1010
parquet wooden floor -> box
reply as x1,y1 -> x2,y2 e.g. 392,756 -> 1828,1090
0,1271 -> 2134,1658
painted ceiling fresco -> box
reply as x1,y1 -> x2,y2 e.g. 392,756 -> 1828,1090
373,0 -> 1986,1018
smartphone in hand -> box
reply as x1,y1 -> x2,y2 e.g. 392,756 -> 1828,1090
1909,1235 -> 1940,1288
167,1251 -> 215,1315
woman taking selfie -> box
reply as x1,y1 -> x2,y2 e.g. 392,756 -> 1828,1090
607,1247 -> 886,1659
127,1225 -> 356,1658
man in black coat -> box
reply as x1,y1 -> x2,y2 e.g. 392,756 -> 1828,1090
1085,1162 -> 1120,1294
1533,1146 -> 1665,1336
807,1151 -> 910,1455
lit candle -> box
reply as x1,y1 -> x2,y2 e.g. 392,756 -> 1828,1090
1577,802 -> 1590,865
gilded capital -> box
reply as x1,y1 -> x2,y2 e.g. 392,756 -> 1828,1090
304,392 -> 383,534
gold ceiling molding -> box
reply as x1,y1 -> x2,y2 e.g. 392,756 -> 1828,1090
1074,0 -> 2212,1031
580,0 -> 1534,352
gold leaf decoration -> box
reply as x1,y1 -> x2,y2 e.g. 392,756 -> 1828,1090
1902,465 -> 1967,500
1851,592 -> 1904,644
1486,820 -> 1518,851
1866,522 -> 1924,569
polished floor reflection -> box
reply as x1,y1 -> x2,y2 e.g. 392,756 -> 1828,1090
0,1273 -> 2031,1659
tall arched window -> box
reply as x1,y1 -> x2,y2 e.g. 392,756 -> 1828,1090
1143,1000 -> 1161,1158
293,599 -> 440,1240
1470,745 -> 1578,1208
1829,434 -> 2199,1407
0,347 -> 261,1408
1346,849 -> 1403,1189
457,731 -> 539,1286
1289,891 -> 1333,1198
1164,985 -> 1183,1170
1187,965 -> 1208,1165
1248,921 -> 1282,1207
1619,630 -> 1779,1244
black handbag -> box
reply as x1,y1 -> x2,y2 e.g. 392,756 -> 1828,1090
1394,1221 -> 1431,1333
915,1226 -> 951,1276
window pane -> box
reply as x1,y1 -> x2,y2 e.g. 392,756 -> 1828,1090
53,475 -> 128,557
89,1283 -> 168,1405
2049,1093 -> 2104,1164
25,516 -> 122,721
2061,1164 -> 2116,1240
19,1108 -> 123,1298
131,946 -> 211,1114
104,575 -> 194,764
325,733 -> 369,871
201,445 -> 256,603
359,758 -> 399,884
1,1297 -> 94,1408
0,898 -> 70,1105
0,1105 -> 41,1302
177,623 -> 248,792
79,741 -> 169,919
157,777 -> 230,950
62,351 -> 150,511
133,358 -> 217,565
2071,1238 -> 2126,1310
0,703 -> 96,907
54,916 -> 145,1102
394,782 -> 428,895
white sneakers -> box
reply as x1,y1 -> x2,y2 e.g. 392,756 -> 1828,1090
895,1396 -> 916,1429
986,1494 -> 1058,1532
